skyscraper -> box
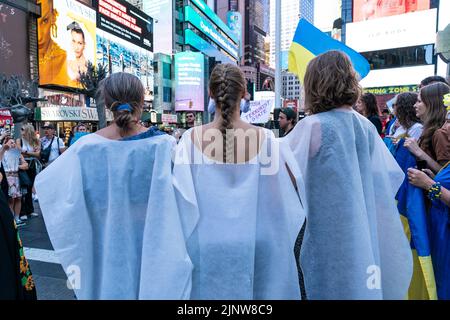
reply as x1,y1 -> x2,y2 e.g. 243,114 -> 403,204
269,0 -> 314,69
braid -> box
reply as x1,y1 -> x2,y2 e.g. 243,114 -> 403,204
209,63 -> 247,162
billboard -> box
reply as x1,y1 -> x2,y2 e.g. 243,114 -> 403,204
227,11 -> 242,57
93,0 -> 153,52
96,29 -> 154,100
0,5 -> 29,77
353,0 -> 430,22
174,52 -> 205,112
346,8 -> 437,52
37,0 -> 96,88
145,0 -> 173,55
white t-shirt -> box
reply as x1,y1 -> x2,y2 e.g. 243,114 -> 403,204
392,122 -> 423,140
41,136 -> 65,162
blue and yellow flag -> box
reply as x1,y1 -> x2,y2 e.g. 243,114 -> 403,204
288,19 -> 370,82
395,139 -> 437,300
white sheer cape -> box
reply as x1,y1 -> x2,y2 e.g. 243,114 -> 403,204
173,128 -> 306,299
35,133 -> 192,299
284,109 -> 413,299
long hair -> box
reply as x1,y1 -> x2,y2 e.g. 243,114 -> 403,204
419,82 -> 450,152
209,63 -> 246,162
304,50 -> 361,114
99,72 -> 144,136
395,92 -> 419,130
21,124 -> 40,149
361,93 -> 379,117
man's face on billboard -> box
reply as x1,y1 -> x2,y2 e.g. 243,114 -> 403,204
71,31 -> 85,59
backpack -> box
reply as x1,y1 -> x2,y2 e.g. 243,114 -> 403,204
40,136 -> 55,164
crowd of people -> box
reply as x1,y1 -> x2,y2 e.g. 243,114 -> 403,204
2,49 -> 450,300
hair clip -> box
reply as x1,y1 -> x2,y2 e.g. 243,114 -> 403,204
116,103 -> 133,112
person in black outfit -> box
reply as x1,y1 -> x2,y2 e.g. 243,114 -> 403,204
356,92 -> 383,135
0,176 -> 37,300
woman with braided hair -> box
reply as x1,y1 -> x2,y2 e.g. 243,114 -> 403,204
173,63 -> 306,299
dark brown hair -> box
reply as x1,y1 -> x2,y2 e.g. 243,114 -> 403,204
419,82 -> 450,152
395,92 -> 419,130
99,72 -> 144,136
304,50 -> 362,114
209,63 -> 246,162
361,93 -> 379,117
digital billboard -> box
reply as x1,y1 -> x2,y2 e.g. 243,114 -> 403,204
346,8 -> 437,52
174,52 -> 205,112
145,0 -> 172,55
93,0 -> 153,52
96,29 -> 154,100
37,0 -> 97,88
0,5 -> 29,77
353,0 -> 430,22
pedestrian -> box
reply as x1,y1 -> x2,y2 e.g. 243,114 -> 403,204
391,92 -> 423,141
40,122 -> 66,167
284,50 -> 413,299
69,123 -> 89,146
185,111 -> 196,129
35,72 -> 190,299
0,186 -> 37,300
407,163 -> 450,300
278,107 -> 297,137
404,82 -> 450,173
356,92 -> 383,135
17,124 -> 42,221
173,63 -> 306,299
0,137 -> 29,227
419,75 -> 448,89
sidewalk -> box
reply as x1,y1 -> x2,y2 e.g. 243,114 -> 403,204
19,201 -> 76,300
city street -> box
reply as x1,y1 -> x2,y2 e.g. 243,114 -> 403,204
19,202 -> 75,300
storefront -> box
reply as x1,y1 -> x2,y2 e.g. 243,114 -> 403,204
34,106 -> 113,143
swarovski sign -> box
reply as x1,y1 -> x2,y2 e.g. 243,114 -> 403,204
37,107 -> 113,121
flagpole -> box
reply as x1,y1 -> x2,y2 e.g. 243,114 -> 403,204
275,0 -> 281,110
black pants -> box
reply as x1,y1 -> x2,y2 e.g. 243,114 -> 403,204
20,160 -> 37,216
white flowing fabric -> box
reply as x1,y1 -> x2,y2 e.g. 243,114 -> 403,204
284,108 -> 413,300
35,133 -> 193,300
173,128 -> 306,300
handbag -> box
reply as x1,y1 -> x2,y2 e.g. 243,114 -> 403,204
18,170 -> 32,188
40,136 -> 54,164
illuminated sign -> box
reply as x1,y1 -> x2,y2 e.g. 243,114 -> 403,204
190,0 -> 238,44
145,0 -> 173,54
353,0 -> 429,22
184,6 -> 239,59
93,0 -> 153,52
346,9 -> 437,52
37,0 -> 96,88
364,85 -> 418,95
184,29 -> 235,64
174,52 -> 205,112
35,107 -> 113,121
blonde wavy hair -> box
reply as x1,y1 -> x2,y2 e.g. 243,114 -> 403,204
21,124 -> 40,149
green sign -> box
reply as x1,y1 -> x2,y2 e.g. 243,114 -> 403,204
184,29 -> 235,64
190,0 -> 238,44
364,85 -> 418,95
184,6 -> 239,59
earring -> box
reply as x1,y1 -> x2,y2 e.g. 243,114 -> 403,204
51,23 -> 58,38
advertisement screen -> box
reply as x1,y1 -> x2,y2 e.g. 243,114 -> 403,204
0,5 -> 29,77
353,0 -> 430,22
38,0 -> 96,88
145,0 -> 172,55
96,29 -> 154,100
93,0 -> 153,52
174,52 -> 205,112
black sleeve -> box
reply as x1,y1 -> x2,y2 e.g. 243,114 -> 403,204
369,116 -> 383,135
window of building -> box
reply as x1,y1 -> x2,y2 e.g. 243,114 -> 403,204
163,62 -> 171,80
362,44 -> 435,70
163,87 -> 172,103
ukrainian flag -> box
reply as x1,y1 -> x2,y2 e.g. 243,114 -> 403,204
288,19 -> 370,82
395,139 -> 437,300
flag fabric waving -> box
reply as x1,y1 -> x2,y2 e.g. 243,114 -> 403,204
288,18 -> 370,82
